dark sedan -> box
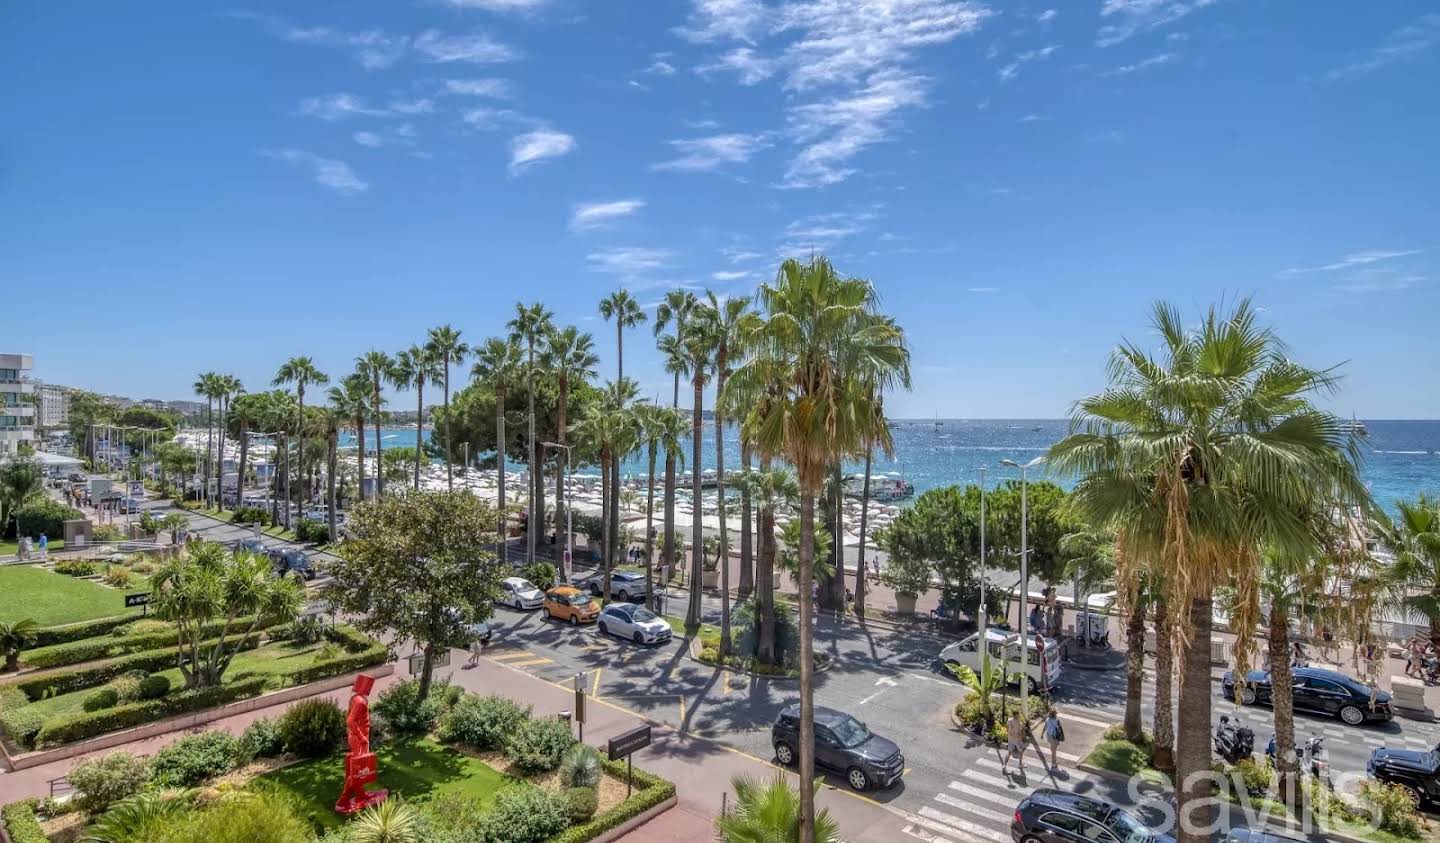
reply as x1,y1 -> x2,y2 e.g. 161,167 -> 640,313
1369,745 -> 1440,806
1221,666 -> 1391,726
1012,789 -> 1172,843
772,704 -> 904,792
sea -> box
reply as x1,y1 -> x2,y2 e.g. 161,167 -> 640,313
340,420 -> 1440,515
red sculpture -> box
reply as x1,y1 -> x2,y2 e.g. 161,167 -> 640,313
334,674 -> 388,815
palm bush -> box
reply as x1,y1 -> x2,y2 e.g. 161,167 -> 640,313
350,797 -> 423,843
558,743 -> 601,788
715,774 -> 841,843
0,618 -> 38,672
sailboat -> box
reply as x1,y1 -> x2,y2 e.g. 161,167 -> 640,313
934,412 -> 943,429
1348,415 -> 1368,437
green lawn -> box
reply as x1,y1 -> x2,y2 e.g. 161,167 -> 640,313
258,738 -> 521,830
664,614 -> 720,645
0,539 -> 66,557
0,564 -> 145,626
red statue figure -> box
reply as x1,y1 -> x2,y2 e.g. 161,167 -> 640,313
334,674 -> 388,815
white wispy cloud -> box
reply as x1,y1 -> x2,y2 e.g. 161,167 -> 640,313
1096,0 -> 1216,48
696,47 -> 776,85
353,124 -> 417,148
443,0 -> 549,11
686,118 -> 722,129
999,44 -> 1059,80
1100,51 -> 1176,76
388,98 -> 436,115
712,270 -> 749,281
440,78 -> 513,97
783,69 -> 928,188
508,129 -> 576,174
1331,272 -> 1426,294
645,59 -> 677,76
968,286 -> 997,293
586,247 -> 674,276
414,30 -> 521,63
721,247 -> 763,263
262,149 -> 369,195
652,133 -> 770,173
675,0 -> 771,44
1019,113 -> 1044,122
1279,249 -> 1422,275
299,93 -> 389,120
1329,13 -> 1440,79
1037,9 -> 1057,23
461,107 -> 534,131
570,199 -> 646,232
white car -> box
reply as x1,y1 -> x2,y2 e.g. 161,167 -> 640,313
939,628 -> 1063,693
597,603 -> 672,645
498,577 -> 546,611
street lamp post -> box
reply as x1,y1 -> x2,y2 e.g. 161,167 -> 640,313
978,465 -> 988,659
542,442 -> 574,580
1000,455 -> 1045,712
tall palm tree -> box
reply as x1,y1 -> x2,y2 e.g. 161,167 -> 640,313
391,345 -> 441,490
1048,299 -> 1367,843
328,377 -> 368,512
727,257 -> 905,841
273,357 -> 328,508
213,374 -> 243,511
707,291 -> 752,655
508,303 -> 554,564
573,400 -> 636,601
543,326 -> 599,548
355,351 -> 394,498
602,379 -> 640,572
680,306 -> 719,633
194,372 -> 220,506
599,289 -> 648,384
473,338 -> 525,562
732,465 -> 798,665
268,390 -> 299,528
309,406 -> 344,542
425,326 -> 470,491
645,407 -> 689,609
227,392 -> 266,517
654,290 -> 698,407
1387,496 -> 1440,647
656,332 -> 691,596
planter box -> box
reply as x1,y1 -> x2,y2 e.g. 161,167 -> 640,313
701,569 -> 720,589
894,594 -> 917,615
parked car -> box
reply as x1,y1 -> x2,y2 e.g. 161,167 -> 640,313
498,576 -> 546,611
571,569 -> 649,601
267,548 -> 316,581
771,704 -> 904,792
467,620 -> 494,645
1222,829 -> 1306,843
1012,789 -> 1173,843
1221,666 -> 1392,726
598,603 -> 672,644
543,586 -> 599,625
116,497 -> 141,513
231,537 -> 267,555
1368,744 -> 1440,806
939,628 -> 1062,693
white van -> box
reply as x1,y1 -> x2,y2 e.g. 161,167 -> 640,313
939,628 -> 1063,693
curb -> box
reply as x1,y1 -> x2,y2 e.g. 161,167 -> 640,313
682,636 -> 834,682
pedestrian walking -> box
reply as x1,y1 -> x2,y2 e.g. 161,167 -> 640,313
1405,638 -> 1421,678
1042,707 -> 1065,768
38,533 -> 48,561
466,638 -> 483,668
1001,711 -> 1027,773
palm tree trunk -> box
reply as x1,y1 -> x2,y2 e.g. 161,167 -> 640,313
716,372 -> 731,656
327,432 -> 338,542
293,390 -> 303,512
1269,604 -> 1298,803
372,385 -> 383,498
739,440 -> 753,598
797,489 -> 818,843
270,434 -> 280,524
237,419 -> 250,521
414,376 -> 424,490
609,451 -> 619,573
601,450 -> 612,594
217,395 -> 227,512
444,364 -> 453,492
1124,594 -> 1146,742
283,433 -> 292,530
355,413 -> 366,502
663,448 -> 676,584
644,443 -> 657,611
205,399 -> 214,508
496,387 -> 507,563
555,380 -> 568,546
758,495 -> 776,665
1176,596 -> 1216,843
526,343 -> 536,565
1152,593 -> 1175,774
685,372 -> 704,632
854,442 -> 873,619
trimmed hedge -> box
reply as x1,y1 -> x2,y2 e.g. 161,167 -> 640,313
15,497 -> 85,539
34,676 -> 269,748
547,756 -> 676,843
21,616 -> 275,670
0,799 -> 46,843
280,638 -> 386,686
9,634 -> 262,702
30,615 -> 136,649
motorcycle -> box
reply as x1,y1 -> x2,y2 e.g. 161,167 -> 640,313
1214,716 -> 1255,765
1303,735 -> 1332,791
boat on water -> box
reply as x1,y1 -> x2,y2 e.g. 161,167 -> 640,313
1348,417 -> 1369,437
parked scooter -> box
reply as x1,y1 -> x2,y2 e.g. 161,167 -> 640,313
1214,716 -> 1255,764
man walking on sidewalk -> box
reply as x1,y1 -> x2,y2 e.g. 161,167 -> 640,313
1002,711 -> 1027,774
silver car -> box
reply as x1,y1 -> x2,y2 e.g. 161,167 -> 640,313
597,603 -> 672,644
498,576 -> 546,610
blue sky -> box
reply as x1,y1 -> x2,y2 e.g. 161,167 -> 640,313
3,2 -> 1437,418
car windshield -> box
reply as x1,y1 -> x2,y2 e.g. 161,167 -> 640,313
515,580 -> 536,591
567,593 -> 594,606
1105,809 -> 1153,842
632,607 -> 659,623
830,715 -> 873,748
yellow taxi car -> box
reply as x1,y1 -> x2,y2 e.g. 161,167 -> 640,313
543,586 -> 600,625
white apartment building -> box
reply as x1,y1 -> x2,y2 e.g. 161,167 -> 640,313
34,381 -> 71,430
0,353 -> 36,456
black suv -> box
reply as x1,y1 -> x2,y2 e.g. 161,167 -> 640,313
267,548 -> 316,580
1012,789 -> 1173,843
1220,666 -> 1392,726
771,704 -> 903,792
1368,744 -> 1440,805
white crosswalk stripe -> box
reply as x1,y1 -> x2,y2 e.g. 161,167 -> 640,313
917,806 -> 1010,843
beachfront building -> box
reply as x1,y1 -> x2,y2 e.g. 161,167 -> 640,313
0,353 -> 36,456
33,380 -> 71,431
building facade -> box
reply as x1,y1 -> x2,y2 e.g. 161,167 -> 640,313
34,381 -> 71,430
0,353 -> 36,456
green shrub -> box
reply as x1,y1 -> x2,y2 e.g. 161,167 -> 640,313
137,673 -> 171,700
238,717 -> 285,761
33,676 -> 269,748
85,791 -> 190,843
125,619 -> 171,636
103,567 -> 133,588
31,615 -> 135,648
0,708 -> 44,748
475,786 -> 569,843
523,561 -> 556,589
129,560 -> 156,575
559,743 -> 602,788
562,786 -> 598,823
548,759 -> 676,843
294,518 -> 330,544
373,679 -> 448,738
138,512 -> 162,536
108,672 -> 146,703
94,524 -> 125,542
83,687 -> 120,712
505,715 -> 576,773
149,788 -> 315,843
1229,758 -> 1274,797
149,730 -> 241,786
67,751 -> 152,812
231,506 -> 271,527
15,497 -> 84,539
437,694 -> 531,750
1359,779 -> 1423,837
54,559 -> 97,577
280,698 -> 346,758
280,615 -> 325,645
0,799 -> 46,843
15,633 -> 261,701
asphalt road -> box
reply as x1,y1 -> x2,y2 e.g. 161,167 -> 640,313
136,491 -> 1440,842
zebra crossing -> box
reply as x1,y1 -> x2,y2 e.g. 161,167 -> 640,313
897,752 -> 1100,843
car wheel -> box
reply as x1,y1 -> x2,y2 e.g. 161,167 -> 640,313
590,584 -> 601,596
633,632 -> 643,644
846,767 -> 870,791
599,621 -> 609,636
1240,686 -> 1257,705
618,590 -> 630,602
774,742 -> 796,766
1339,705 -> 1365,726
1020,836 -> 1043,843
1404,784 -> 1425,806
570,614 -> 580,627
513,598 -> 522,610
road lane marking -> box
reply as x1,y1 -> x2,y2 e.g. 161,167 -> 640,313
933,792 -> 1014,825
1055,709 -> 1118,729
948,779 -> 1019,808
487,650 -> 535,661
916,806 -> 1009,843
507,657 -> 554,668
901,824 -> 955,843
591,667 -> 602,698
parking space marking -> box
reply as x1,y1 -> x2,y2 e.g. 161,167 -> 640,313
507,657 -> 554,668
489,650 -> 538,662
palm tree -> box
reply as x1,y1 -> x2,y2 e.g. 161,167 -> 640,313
726,256 -> 905,841
644,407 -> 689,609
654,290 -> 699,406
656,332 -> 691,599
1387,496 -> 1440,647
1047,299 -> 1367,843
391,345 -> 441,490
273,358 -> 327,508
680,306 -> 719,633
331,374 -> 370,506
193,372 -> 220,506
715,774 -> 841,843
599,289 -> 648,384
707,291 -> 751,655
269,390 -> 300,528
473,338 -> 525,562
573,400 -> 636,600
355,351 -> 394,498
731,465 -> 797,664
227,392 -> 266,517
214,374 -> 243,511
846,318 -> 909,618
426,325 -> 470,491
508,303 -> 554,564
603,379 -> 640,572
309,406 -> 344,542
0,618 -> 37,673
543,326 -> 599,548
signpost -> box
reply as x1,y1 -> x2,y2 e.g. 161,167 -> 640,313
406,649 -> 450,676
606,725 -> 652,797
573,673 -> 587,741
125,592 -> 152,616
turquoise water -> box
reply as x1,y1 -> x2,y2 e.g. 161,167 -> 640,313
341,420 -> 1440,513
